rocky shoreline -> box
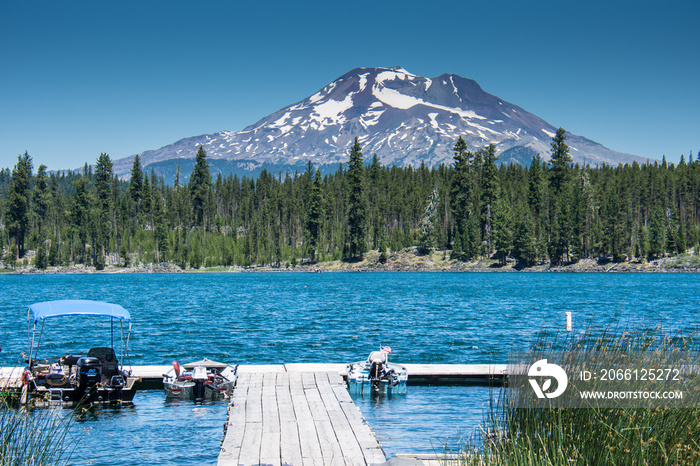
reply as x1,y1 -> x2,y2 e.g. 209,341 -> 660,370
3,248 -> 700,274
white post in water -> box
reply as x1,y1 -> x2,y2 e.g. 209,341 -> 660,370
566,312 -> 573,332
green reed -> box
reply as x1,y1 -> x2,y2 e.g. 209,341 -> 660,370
1,381 -> 74,466
0,404 -> 76,466
460,325 -> 700,465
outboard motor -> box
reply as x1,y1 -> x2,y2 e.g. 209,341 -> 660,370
367,351 -> 387,393
192,366 -> 208,400
77,357 -> 101,399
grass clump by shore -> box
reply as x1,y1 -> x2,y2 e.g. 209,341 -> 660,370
461,325 -> 700,465
1,395 -> 74,465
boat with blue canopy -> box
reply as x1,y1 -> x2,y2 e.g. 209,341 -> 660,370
21,300 -> 138,406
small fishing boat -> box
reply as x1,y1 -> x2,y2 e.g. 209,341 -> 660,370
21,300 -> 138,406
163,358 -> 236,400
346,346 -> 408,395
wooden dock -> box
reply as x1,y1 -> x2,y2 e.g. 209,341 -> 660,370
3,363 -> 503,464
2,363 -> 509,391
218,369 -> 386,466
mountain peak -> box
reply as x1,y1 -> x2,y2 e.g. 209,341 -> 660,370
112,67 -> 646,181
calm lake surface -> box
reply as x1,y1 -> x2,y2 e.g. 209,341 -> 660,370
1,272 -> 698,464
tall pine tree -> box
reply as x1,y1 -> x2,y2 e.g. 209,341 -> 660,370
190,146 -> 212,228
5,152 -> 33,259
346,138 -> 366,260
94,153 -> 114,264
548,128 -> 573,264
450,136 -> 473,258
305,168 -> 323,262
128,154 -> 143,214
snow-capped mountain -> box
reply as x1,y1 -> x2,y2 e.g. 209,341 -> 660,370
113,67 -> 646,179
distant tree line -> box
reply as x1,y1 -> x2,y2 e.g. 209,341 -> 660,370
1,131 -> 698,269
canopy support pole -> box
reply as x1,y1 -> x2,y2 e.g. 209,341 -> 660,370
33,320 -> 45,366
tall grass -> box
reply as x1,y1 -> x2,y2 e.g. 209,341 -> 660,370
461,325 -> 700,465
0,404 -> 75,466
1,386 -> 74,465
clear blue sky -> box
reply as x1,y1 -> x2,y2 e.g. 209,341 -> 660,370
1,0 -> 698,170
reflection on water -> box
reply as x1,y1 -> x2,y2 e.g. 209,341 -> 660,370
351,385 -> 498,458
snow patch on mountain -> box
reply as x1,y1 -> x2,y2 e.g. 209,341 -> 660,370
112,66 -> 647,179
313,95 -> 353,125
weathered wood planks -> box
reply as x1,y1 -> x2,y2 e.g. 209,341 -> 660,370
218,370 -> 386,466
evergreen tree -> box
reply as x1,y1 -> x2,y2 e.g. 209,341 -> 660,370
378,226 -> 388,263
48,236 -> 60,267
128,154 -> 143,212
190,146 -> 212,228
603,184 -> 625,261
548,128 -> 573,264
418,185 -> 440,255
481,144 -> 499,254
492,192 -> 513,264
637,223 -> 649,261
34,242 -> 48,270
450,136 -> 474,259
512,201 -> 537,267
71,177 -> 92,263
575,168 -> 595,259
666,208 -> 678,254
5,152 -> 33,259
153,180 -> 169,263
528,154 -> 546,216
94,153 -> 113,264
142,172 -> 152,224
94,153 -> 113,212
304,168 -> 323,262
677,219 -> 687,254
31,164 -> 50,239
346,138 -> 366,260
527,154 -> 548,261
549,127 -> 572,196
649,204 -> 666,258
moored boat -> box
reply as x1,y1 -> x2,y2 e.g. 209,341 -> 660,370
21,300 -> 138,407
163,358 -> 236,400
346,346 -> 408,395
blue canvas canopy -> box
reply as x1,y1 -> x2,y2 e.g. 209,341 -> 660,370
28,300 -> 131,323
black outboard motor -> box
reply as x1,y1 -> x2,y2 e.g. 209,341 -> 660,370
192,366 -> 208,400
367,351 -> 387,394
77,357 -> 101,399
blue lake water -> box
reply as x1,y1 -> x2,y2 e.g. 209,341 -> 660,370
1,272 -> 699,464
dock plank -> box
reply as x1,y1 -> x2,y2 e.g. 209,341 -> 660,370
280,420 -> 304,466
218,370 -> 385,466
236,421 -> 263,466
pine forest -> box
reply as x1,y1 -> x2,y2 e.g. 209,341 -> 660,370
1,130 -> 698,271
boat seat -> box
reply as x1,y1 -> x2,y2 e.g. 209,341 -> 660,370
44,373 -> 68,387
87,347 -> 120,378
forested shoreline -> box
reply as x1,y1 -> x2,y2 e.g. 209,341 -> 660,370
1,129 -> 698,271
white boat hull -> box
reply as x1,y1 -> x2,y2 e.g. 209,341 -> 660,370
346,361 -> 408,395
